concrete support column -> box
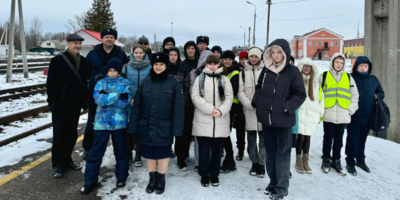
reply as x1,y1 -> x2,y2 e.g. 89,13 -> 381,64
365,0 -> 400,143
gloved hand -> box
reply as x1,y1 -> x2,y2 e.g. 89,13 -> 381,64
120,93 -> 129,100
99,90 -> 108,94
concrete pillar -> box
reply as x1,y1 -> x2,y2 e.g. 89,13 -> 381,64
365,0 -> 400,143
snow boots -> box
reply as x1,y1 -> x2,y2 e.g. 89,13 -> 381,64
257,164 -> 266,178
155,173 -> 166,195
295,154 -> 305,174
146,172 -> 157,194
356,162 -> 371,173
346,165 -> 357,176
331,160 -> 347,176
250,163 -> 258,176
302,153 -> 312,174
321,158 -> 331,173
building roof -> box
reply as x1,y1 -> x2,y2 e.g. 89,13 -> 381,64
60,29 -> 124,46
298,28 -> 344,39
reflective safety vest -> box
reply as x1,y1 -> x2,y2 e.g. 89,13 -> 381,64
227,70 -> 240,104
322,71 -> 352,109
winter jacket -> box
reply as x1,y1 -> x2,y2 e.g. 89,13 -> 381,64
297,58 -> 325,136
252,39 -> 307,128
46,50 -> 88,108
86,44 -> 129,106
350,56 -> 385,125
237,60 -> 264,131
144,47 -> 153,61
169,47 -> 189,83
318,53 -> 359,124
93,76 -> 131,131
292,109 -> 299,134
191,67 -> 233,138
183,50 -> 213,106
128,74 -> 184,146
121,54 -> 151,99
181,41 -> 200,73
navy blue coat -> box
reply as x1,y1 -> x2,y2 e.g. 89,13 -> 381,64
351,56 -> 385,125
128,74 -> 184,146
86,44 -> 129,106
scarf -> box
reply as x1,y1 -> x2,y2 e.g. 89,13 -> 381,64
199,72 -> 225,102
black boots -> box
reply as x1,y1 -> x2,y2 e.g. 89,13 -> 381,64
346,165 -> 357,176
177,157 -> 188,171
201,176 -> 209,187
220,153 -> 237,174
356,162 -> 371,173
68,162 -> 82,170
321,158 -> 331,173
331,160 -> 347,176
116,179 -> 126,188
155,173 -> 166,195
146,172 -> 157,194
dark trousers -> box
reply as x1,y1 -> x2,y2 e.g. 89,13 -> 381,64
322,122 -> 345,161
235,114 -> 246,153
82,104 -> 97,151
197,137 -> 224,177
263,125 -> 292,196
84,129 -> 129,188
51,106 -> 81,169
345,123 -> 370,166
222,136 -> 234,166
175,106 -> 194,158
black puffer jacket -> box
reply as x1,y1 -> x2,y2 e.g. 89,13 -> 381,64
128,70 -> 184,146
252,39 -> 306,128
181,41 -> 199,72
168,47 -> 188,83
46,50 -> 88,108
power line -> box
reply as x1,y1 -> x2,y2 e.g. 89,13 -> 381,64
269,10 -> 363,21
256,8 -> 268,28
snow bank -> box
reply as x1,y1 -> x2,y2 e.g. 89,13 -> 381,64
0,72 -> 47,90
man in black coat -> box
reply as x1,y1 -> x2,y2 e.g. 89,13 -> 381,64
345,56 -> 385,175
46,34 -> 89,178
82,28 -> 129,158
252,39 -> 306,199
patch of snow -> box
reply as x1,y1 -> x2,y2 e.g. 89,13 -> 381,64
0,93 -> 48,117
0,72 -> 47,90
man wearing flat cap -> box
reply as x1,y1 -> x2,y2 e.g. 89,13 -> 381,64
83,28 -> 129,159
46,34 -> 89,178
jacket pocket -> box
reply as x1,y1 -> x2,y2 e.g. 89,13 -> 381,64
138,119 -> 149,141
159,120 -> 172,139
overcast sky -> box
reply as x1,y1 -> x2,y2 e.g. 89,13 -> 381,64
0,0 -> 365,49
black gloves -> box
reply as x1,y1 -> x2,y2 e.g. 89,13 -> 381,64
120,93 -> 129,100
99,90 -> 108,94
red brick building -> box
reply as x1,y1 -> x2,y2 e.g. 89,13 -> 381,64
291,28 -> 344,59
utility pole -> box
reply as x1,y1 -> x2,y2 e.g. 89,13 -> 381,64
171,22 -> 173,37
357,19 -> 362,38
247,1 -> 256,47
6,0 -> 16,83
266,0 -> 272,47
154,33 -> 156,52
248,26 -> 251,48
18,0 -> 28,78
240,26 -> 246,51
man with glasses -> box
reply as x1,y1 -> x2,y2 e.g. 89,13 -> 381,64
138,35 -> 152,60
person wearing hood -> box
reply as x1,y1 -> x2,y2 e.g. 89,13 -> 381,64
138,35 -> 153,61
162,37 -> 176,54
181,41 -> 200,72
183,50 -> 214,171
294,58 -> 325,175
319,53 -> 359,176
81,58 -> 131,194
345,56 -> 384,176
237,47 -> 266,178
83,28 -> 129,160
251,39 -> 306,199
191,54 -> 233,187
239,51 -> 247,68
128,52 -> 184,195
121,45 -> 152,167
197,36 -> 209,54
219,50 -> 246,173
211,45 -> 223,59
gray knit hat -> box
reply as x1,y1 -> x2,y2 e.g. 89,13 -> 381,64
138,35 -> 149,43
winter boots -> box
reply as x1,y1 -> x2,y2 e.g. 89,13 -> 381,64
155,173 -> 166,195
331,160 -> 347,176
133,151 -> 142,167
257,165 -> 265,178
295,154 -> 305,174
356,162 -> 371,173
146,172 -> 157,194
235,151 -> 244,161
177,157 -> 188,171
250,163 -> 258,176
346,165 -> 357,176
302,153 -> 312,174
321,158 -> 331,173
210,177 -> 219,187
201,176 -> 209,187
220,153 -> 237,174
116,179 -> 126,188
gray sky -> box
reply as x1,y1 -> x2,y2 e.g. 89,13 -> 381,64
0,0 -> 365,50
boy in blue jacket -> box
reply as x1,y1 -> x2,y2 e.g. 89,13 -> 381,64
81,58 -> 131,194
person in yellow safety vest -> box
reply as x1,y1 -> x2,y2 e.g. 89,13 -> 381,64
319,53 -> 359,176
294,58 -> 325,175
219,50 -> 246,173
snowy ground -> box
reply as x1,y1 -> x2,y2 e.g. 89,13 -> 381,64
0,113 -> 88,169
85,123 -> 400,200
0,61 -> 50,67
0,93 -> 48,117
0,72 -> 47,90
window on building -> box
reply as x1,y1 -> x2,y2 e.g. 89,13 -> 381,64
314,41 -> 317,46
324,51 -> 328,57
309,41 -> 311,46
319,41 -> 322,46
47,43 -> 51,46
330,41 -> 333,46
355,44 -> 358,47
336,41 -> 339,46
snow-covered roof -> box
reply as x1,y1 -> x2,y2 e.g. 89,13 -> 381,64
60,29 -> 124,47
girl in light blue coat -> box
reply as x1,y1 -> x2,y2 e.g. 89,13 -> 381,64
122,45 -> 152,167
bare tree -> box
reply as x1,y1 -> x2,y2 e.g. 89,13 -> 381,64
64,12 -> 87,33
27,16 -> 42,48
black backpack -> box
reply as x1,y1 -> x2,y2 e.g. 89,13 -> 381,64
370,96 -> 391,132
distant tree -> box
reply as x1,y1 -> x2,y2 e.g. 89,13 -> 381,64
27,16 -> 42,48
65,12 -> 87,33
84,0 -> 116,32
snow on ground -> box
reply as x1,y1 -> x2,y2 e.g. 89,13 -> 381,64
92,123 -> 400,200
0,61 -> 50,67
0,113 -> 88,168
0,72 -> 47,90
0,93 -> 48,117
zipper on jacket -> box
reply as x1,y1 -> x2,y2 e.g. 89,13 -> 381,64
137,69 -> 141,91
61,85 -> 66,98
213,75 -> 216,138
269,74 -> 280,126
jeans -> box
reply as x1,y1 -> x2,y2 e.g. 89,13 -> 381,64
247,131 -> 266,164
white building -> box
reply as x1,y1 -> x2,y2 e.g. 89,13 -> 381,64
0,45 -> 13,58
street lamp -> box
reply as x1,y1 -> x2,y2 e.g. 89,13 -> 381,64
240,26 -> 246,50
171,22 -> 173,37
246,1 -> 256,47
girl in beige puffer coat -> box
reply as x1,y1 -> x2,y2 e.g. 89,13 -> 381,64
191,54 -> 233,187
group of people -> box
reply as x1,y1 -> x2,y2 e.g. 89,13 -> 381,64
46,27 -> 384,200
